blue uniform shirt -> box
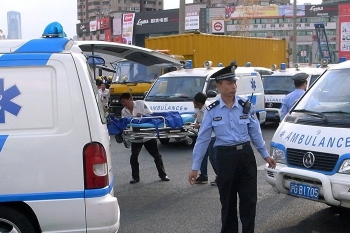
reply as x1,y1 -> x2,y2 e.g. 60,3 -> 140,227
280,89 -> 305,121
192,96 -> 269,171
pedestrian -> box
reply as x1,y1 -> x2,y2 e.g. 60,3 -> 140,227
119,92 -> 170,184
98,83 -> 110,110
192,92 -> 218,186
280,72 -> 308,121
188,64 -> 276,233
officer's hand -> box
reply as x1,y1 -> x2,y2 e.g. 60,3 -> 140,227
265,156 -> 276,169
188,170 -> 198,185
193,123 -> 200,129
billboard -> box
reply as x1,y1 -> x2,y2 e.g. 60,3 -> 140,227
122,13 -> 135,45
7,11 -> 21,39
305,4 -> 338,17
339,4 -> 350,60
76,22 -> 90,34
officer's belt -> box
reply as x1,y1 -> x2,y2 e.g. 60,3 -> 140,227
217,141 -> 250,151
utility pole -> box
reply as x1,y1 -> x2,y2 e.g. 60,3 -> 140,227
292,0 -> 297,65
139,0 -> 145,12
179,0 -> 186,34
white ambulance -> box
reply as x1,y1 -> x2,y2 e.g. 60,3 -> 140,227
265,60 -> 350,208
263,64 -> 314,123
144,61 -> 266,124
0,22 -> 181,232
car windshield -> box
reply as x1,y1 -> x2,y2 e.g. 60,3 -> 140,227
309,74 -> 320,86
114,61 -> 161,83
295,68 -> 350,114
145,76 -> 206,101
262,75 -> 294,94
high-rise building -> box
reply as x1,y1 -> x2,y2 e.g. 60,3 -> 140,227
192,0 -> 290,6
7,11 -> 21,39
77,0 -> 164,23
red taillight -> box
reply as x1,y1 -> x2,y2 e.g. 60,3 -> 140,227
83,142 -> 109,189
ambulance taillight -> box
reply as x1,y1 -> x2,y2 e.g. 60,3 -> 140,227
83,142 -> 109,189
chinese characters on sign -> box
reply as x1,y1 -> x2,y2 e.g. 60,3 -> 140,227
122,13 -> 135,45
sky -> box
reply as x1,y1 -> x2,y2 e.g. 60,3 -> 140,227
0,0 -> 323,40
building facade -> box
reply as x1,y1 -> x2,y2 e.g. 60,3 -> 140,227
77,0 -> 164,24
7,11 -> 21,39
193,0 -> 290,7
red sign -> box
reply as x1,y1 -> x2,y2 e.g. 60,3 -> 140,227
214,22 -> 223,31
104,29 -> 112,42
123,14 -> 134,22
97,17 -> 111,30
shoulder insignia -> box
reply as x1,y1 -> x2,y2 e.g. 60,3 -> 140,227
206,100 -> 219,111
238,99 -> 245,107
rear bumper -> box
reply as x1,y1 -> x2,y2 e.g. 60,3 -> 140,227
85,193 -> 120,232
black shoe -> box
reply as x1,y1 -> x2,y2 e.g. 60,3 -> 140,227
160,176 -> 170,181
130,178 -> 140,184
210,181 -> 217,186
115,134 -> 123,143
195,176 -> 208,184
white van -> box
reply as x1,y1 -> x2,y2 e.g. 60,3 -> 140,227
144,62 -> 266,124
0,22 -> 182,233
265,60 -> 350,208
262,64 -> 318,123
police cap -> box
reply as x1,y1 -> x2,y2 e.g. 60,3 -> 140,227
211,63 -> 239,81
292,72 -> 308,81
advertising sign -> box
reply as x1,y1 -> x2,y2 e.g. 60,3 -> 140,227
134,9 -> 179,34
76,22 -> 90,34
97,17 -> 111,30
122,13 -> 135,45
339,4 -> 350,60
90,20 -> 97,32
305,4 -> 338,17
185,12 -> 199,30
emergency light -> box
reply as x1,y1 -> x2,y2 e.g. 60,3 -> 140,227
218,63 -> 223,67
185,60 -> 193,69
42,22 -> 67,38
280,63 -> 286,71
246,62 -> 251,67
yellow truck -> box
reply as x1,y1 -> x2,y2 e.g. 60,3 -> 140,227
109,50 -> 184,116
145,33 -> 288,68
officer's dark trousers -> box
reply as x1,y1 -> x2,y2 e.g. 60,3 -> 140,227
216,144 -> 257,233
130,139 -> 167,180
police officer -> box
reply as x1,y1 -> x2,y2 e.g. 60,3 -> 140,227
188,64 -> 276,233
280,72 -> 309,121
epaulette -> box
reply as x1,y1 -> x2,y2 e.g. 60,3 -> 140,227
206,100 -> 219,111
238,99 -> 245,107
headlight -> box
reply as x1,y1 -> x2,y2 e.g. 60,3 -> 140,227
339,159 -> 350,174
271,147 -> 286,164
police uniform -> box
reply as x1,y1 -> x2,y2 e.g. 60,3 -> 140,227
280,72 -> 308,121
191,64 -> 269,233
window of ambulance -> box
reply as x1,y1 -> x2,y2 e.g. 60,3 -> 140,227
145,76 -> 206,101
86,61 -> 108,123
290,68 -> 350,123
262,75 -> 294,94
309,74 -> 320,86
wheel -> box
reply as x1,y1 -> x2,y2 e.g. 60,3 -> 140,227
159,138 -> 170,144
185,136 -> 197,146
0,206 -> 36,233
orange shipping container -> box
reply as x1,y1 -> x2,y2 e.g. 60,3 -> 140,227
145,33 -> 288,68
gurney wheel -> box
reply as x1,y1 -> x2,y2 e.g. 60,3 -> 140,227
159,138 -> 170,144
185,136 -> 196,146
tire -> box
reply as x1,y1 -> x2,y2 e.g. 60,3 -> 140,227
0,206 -> 36,233
159,138 -> 170,144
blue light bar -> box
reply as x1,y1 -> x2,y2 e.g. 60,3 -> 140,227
280,63 -> 286,70
218,63 -> 223,67
185,60 -> 193,69
246,62 -> 251,67
42,22 -> 67,38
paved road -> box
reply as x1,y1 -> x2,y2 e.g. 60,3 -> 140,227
111,123 -> 350,233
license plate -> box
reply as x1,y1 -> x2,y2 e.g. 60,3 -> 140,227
289,182 -> 319,200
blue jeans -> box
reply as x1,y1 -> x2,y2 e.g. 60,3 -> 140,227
199,137 -> 217,178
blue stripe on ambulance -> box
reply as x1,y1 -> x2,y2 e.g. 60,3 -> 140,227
0,180 -> 114,202
12,38 -> 70,53
0,135 -> 8,152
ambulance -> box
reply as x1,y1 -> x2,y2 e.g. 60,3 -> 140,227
265,60 -> 350,208
144,61 -> 266,124
262,63 -> 314,123
0,22 -> 182,233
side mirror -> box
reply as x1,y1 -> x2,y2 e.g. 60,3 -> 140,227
207,90 -> 217,98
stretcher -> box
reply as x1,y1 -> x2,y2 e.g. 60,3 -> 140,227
107,112 -> 198,145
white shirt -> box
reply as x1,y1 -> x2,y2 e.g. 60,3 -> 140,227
121,100 -> 152,143
121,100 -> 152,117
98,88 -> 110,107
